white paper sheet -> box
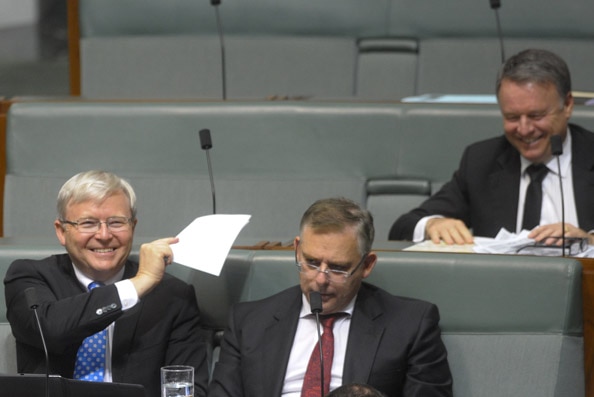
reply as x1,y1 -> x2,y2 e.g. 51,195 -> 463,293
170,214 -> 251,276
404,228 -> 594,257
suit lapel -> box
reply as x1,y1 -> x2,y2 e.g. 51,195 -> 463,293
262,289 -> 302,396
570,126 -> 594,231
342,285 -> 385,383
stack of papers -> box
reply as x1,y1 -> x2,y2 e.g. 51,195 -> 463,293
405,228 -> 594,257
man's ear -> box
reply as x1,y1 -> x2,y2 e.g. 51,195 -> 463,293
54,219 -> 67,246
361,252 -> 377,279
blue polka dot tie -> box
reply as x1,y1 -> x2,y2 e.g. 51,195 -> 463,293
73,281 -> 107,382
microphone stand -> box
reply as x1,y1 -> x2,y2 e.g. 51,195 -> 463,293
211,0 -> 227,100
199,129 -> 216,214
555,155 -> 565,256
489,0 -> 505,63
550,135 -> 565,256
309,291 -> 324,397
26,287 -> 50,397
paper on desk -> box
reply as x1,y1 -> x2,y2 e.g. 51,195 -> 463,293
170,214 -> 251,276
403,240 -> 475,253
406,228 -> 594,257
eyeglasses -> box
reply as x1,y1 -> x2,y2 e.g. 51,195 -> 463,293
60,217 -> 133,234
515,237 -> 588,257
295,249 -> 368,284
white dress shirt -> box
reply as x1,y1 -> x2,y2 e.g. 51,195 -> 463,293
73,264 -> 139,382
281,294 -> 355,396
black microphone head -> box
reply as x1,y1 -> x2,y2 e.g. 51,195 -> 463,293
309,291 -> 323,314
25,287 -> 39,309
550,135 -> 563,155
199,129 -> 213,150
489,0 -> 501,9
211,0 -> 221,5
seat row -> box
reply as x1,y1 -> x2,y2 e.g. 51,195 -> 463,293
71,0 -> 594,99
3,99 -> 594,241
0,242 -> 584,396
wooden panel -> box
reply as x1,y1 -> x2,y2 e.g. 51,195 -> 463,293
580,258 -> 594,397
0,98 -> 9,237
67,0 -> 81,96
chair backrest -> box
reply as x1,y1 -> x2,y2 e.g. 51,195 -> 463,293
238,249 -> 584,397
3,100 -> 403,241
0,238 -> 66,374
6,99 -> 594,242
71,0 -> 594,99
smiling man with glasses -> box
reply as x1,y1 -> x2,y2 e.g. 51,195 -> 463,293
4,170 -> 209,397
209,197 -> 452,397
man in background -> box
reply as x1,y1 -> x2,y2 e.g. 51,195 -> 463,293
389,49 -> 594,246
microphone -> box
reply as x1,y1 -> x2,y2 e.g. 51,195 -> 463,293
550,135 -> 566,256
199,129 -> 216,214
25,287 -> 50,397
210,0 -> 227,100
309,291 -> 324,397
489,0 -> 506,64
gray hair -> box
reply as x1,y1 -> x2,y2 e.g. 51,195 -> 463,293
496,49 -> 571,104
299,197 -> 374,255
57,170 -> 137,220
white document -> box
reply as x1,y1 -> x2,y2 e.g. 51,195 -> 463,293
405,228 -> 594,257
170,214 -> 251,276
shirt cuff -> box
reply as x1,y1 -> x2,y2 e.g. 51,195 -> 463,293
115,279 -> 139,310
413,215 -> 444,242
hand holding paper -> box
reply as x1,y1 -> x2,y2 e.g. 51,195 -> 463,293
170,214 -> 251,276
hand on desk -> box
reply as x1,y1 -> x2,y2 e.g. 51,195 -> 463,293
529,222 -> 594,245
426,218 -> 474,245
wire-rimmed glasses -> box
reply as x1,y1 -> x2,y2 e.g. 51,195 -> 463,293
295,247 -> 367,284
60,217 -> 133,234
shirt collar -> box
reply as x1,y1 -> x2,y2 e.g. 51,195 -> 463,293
72,262 -> 125,289
299,292 -> 355,318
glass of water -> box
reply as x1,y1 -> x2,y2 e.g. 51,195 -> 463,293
161,365 -> 194,397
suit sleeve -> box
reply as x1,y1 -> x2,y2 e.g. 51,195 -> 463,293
4,257 -> 124,355
403,304 -> 453,397
389,147 -> 473,241
207,306 -> 245,397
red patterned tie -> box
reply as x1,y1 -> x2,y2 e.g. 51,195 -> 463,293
301,314 -> 341,397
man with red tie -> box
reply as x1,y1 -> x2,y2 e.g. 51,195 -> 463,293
208,197 -> 452,396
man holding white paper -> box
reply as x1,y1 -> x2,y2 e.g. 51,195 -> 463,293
4,170 -> 209,397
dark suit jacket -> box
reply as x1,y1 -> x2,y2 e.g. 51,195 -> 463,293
207,283 -> 452,397
3,254 -> 209,397
389,124 -> 594,240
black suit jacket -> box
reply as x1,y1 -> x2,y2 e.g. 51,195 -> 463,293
3,254 -> 209,397
207,283 -> 452,397
389,124 -> 594,240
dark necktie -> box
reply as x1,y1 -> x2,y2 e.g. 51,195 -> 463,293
73,281 -> 107,382
301,314 -> 343,397
522,163 -> 549,231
